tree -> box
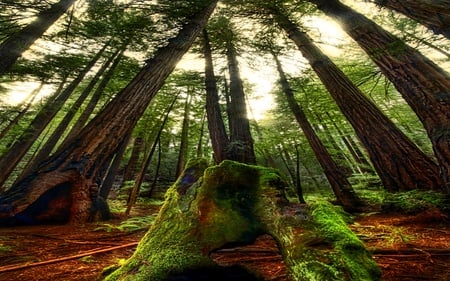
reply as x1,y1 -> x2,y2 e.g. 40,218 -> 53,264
202,29 -> 229,163
309,0 -> 450,192
19,47 -> 123,179
0,0 -> 219,225
271,48 -> 362,211
0,0 -> 76,75
0,44 -> 108,188
126,95 -> 179,215
258,2 -> 443,192
367,0 -> 450,39
209,15 -> 257,164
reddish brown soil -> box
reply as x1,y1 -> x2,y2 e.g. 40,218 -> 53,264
0,208 -> 448,281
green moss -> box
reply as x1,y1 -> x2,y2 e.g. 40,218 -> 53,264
382,190 -> 448,213
309,201 -> 381,281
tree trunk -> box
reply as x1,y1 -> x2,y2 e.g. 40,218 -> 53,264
370,0 -> 450,39
0,0 -> 76,75
104,160 -> 380,281
99,131 -> 132,200
126,95 -> 178,215
0,1 -> 218,225
0,43 -> 107,188
61,45 -> 125,147
121,134 -> 144,184
21,47 -> 121,179
273,51 -> 362,211
294,144 -> 306,203
176,93 -> 192,177
271,7 -> 443,192
310,0 -> 450,192
196,111 -> 206,158
226,42 -> 257,164
202,29 -> 229,163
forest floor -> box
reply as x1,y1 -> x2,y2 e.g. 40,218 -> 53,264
0,202 -> 449,281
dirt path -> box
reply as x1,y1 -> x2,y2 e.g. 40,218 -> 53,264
0,209 -> 448,280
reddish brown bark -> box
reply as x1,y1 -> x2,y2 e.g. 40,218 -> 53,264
226,41 -> 257,164
0,1 -> 218,225
273,51 -> 362,211
202,29 -> 229,163
270,5 -> 443,192
371,0 -> 450,38
310,0 -> 450,192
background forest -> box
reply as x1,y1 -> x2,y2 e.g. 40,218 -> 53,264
0,0 -> 450,280
0,0 -> 449,211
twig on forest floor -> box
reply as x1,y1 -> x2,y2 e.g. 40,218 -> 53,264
371,248 -> 450,256
0,242 -> 138,274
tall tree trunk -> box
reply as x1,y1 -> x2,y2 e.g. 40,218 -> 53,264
21,47 -> 121,178
310,0 -> 450,192
0,43 -> 107,188
202,29 -> 229,163
294,144 -> 306,203
0,1 -> 218,225
176,93 -> 192,177
226,42 -> 256,164
270,6 -> 443,192
273,51 -> 362,211
61,45 -> 125,147
147,139 -> 162,198
99,131 -> 132,200
0,0 -> 76,75
126,95 -> 178,216
196,111 -> 206,158
370,0 -> 450,39
121,134 -> 144,184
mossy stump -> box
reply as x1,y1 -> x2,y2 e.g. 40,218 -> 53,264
105,160 -> 380,281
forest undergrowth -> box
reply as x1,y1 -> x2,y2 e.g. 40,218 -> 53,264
0,191 -> 448,281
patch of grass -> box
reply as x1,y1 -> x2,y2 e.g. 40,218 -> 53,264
95,215 -> 156,232
309,200 -> 381,281
79,255 -> 96,263
0,244 -> 12,254
382,190 -> 447,213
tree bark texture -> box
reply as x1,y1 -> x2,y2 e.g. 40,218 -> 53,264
271,7 -> 443,192
105,160 -> 380,281
0,43 -> 107,188
176,94 -> 192,177
273,52 -> 362,211
371,0 -> 450,39
226,42 -> 257,164
310,0 -> 450,192
0,0 -> 76,75
202,29 -> 229,164
0,0 -> 218,225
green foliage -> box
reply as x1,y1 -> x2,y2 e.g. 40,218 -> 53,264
306,200 -> 381,281
79,255 -> 96,263
382,190 -> 448,213
0,243 -> 12,254
95,215 -> 156,233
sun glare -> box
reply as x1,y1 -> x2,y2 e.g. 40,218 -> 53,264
304,16 -> 349,56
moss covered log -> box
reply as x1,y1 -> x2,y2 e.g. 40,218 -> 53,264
105,160 -> 380,281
